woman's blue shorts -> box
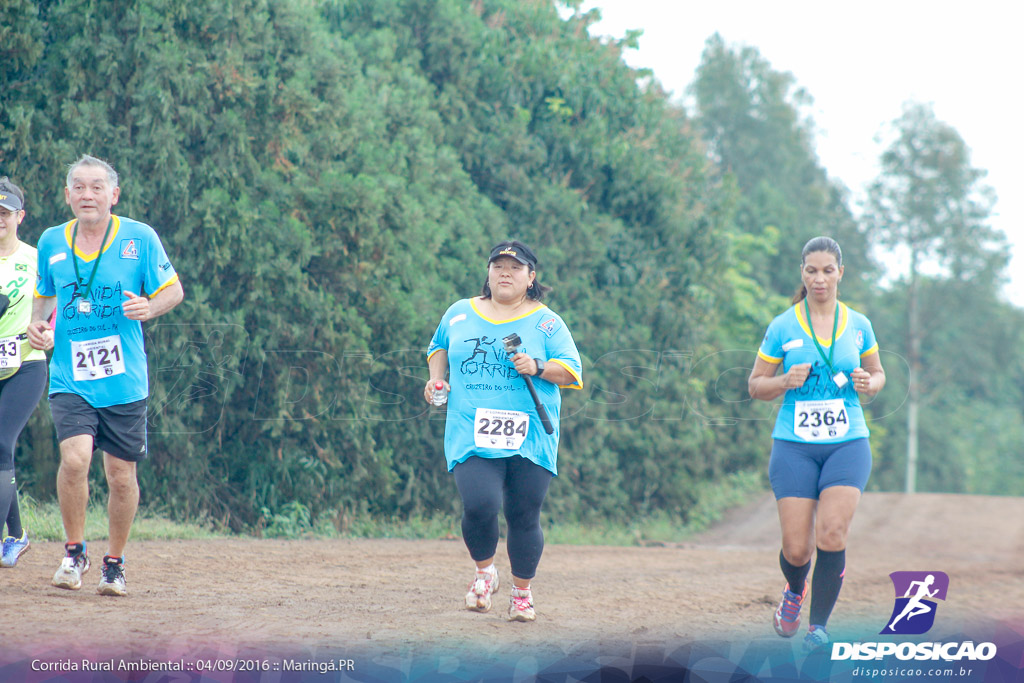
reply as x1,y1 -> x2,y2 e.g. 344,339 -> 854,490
768,437 -> 872,500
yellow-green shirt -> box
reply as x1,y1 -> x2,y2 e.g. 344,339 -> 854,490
0,240 -> 46,380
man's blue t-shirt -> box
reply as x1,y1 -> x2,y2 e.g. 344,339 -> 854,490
757,302 -> 879,444
35,216 -> 179,407
427,298 -> 583,475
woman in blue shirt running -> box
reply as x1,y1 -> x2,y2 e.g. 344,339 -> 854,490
748,236 -> 886,651
424,240 -> 583,622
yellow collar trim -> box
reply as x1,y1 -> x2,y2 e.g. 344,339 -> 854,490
63,216 -> 121,262
470,297 -> 546,324
795,301 -> 848,347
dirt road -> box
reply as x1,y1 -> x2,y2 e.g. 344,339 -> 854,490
2,492 -> 1022,681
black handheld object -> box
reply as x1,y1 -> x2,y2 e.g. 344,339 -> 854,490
0,293 -> 9,320
502,333 -> 555,435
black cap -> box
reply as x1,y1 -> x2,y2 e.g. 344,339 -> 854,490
488,241 -> 537,269
0,178 -> 24,212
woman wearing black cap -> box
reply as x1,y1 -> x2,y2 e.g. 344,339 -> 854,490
0,177 -> 48,568
424,240 -> 583,621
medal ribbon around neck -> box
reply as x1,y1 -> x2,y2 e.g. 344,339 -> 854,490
71,217 -> 113,306
804,297 -> 838,373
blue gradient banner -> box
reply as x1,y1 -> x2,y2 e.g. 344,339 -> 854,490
3,620 -> 1021,682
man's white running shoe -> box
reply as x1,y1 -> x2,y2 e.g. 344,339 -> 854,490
97,556 -> 127,596
52,550 -> 90,590
508,586 -> 536,622
465,566 -> 499,612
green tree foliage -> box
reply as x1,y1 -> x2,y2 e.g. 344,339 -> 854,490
2,0 -> 746,529
3,0 -> 503,528
865,274 -> 1024,495
866,103 -> 1006,286
5,1 -> 1018,533
863,102 -> 1023,494
684,35 -> 873,475
689,34 -> 875,305
331,0 -> 741,522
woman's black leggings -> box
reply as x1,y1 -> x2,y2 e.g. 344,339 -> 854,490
452,455 -> 553,581
0,360 -> 46,469
0,360 -> 47,536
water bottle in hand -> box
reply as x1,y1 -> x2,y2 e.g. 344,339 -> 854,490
430,381 -> 448,406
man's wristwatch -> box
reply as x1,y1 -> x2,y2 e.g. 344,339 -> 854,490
533,358 -> 546,376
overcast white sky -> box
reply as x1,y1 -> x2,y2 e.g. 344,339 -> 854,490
578,0 -> 1024,304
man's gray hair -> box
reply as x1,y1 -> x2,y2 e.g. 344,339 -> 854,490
66,154 -> 119,189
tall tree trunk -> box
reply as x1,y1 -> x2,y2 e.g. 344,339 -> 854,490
905,250 -> 920,493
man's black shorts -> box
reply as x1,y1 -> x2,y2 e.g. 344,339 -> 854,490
49,393 -> 148,462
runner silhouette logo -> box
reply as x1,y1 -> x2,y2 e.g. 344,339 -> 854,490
881,571 -> 949,635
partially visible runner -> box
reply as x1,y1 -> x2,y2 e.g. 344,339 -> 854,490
747,236 -> 885,651
27,155 -> 184,596
425,240 -> 583,621
0,177 -> 47,568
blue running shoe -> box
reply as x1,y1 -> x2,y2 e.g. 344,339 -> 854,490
773,583 -> 807,637
0,531 -> 30,567
803,625 -> 829,652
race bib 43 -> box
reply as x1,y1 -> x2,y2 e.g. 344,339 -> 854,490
0,335 -> 21,371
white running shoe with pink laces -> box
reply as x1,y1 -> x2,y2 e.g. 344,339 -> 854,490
465,566 -> 499,612
508,586 -> 536,622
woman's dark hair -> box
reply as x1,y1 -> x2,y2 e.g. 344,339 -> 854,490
792,236 -> 843,304
481,240 -> 552,301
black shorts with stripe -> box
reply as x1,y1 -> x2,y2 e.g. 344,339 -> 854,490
49,393 -> 148,462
